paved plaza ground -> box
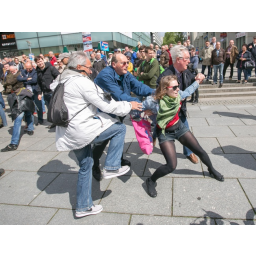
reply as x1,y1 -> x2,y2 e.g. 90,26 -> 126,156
1,98 -> 256,225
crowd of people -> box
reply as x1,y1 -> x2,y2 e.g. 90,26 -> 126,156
0,35 -> 255,218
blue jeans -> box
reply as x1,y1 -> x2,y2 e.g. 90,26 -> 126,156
42,96 -> 46,112
213,63 -> 224,83
237,68 -> 248,81
179,115 -> 193,156
0,92 -> 5,109
11,111 -> 34,145
73,122 -> 126,212
202,65 -> 211,79
0,104 -> 7,126
32,89 -> 43,123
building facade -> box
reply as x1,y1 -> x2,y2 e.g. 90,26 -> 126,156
150,32 -> 163,47
0,32 -> 152,58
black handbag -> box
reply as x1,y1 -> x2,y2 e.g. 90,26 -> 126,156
244,60 -> 255,69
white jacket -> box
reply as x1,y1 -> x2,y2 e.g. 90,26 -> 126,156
50,69 -> 132,151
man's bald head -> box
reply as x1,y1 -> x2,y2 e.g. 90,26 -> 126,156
9,65 -> 18,74
25,62 -> 32,68
111,54 -> 128,75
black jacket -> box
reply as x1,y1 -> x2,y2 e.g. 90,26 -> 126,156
93,59 -> 106,73
17,68 -> 37,88
36,62 -> 59,94
236,50 -> 251,69
247,43 -> 256,61
156,65 -> 195,117
0,63 -> 3,80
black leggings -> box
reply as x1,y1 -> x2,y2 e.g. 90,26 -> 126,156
151,131 -> 215,182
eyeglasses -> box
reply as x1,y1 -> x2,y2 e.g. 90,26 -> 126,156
81,65 -> 92,70
167,85 -> 179,91
179,57 -> 190,61
139,50 -> 145,52
119,61 -> 129,66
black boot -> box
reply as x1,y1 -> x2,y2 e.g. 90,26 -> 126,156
187,98 -> 194,103
192,99 -> 198,104
146,178 -> 157,197
208,168 -> 224,182
121,158 -> 131,167
92,165 -> 102,181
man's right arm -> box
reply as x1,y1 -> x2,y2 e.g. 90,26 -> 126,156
17,71 -> 27,82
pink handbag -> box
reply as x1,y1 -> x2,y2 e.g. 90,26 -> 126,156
130,115 -> 153,155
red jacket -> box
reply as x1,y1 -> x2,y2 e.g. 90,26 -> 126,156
166,50 -> 173,65
50,56 -> 57,66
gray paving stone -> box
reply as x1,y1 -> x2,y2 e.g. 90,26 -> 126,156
26,138 -> 55,151
30,173 -> 111,209
216,109 -> 252,118
187,118 -> 209,126
0,171 -> 58,205
39,151 -> 78,173
49,210 -> 130,225
225,104 -> 256,110
244,108 -> 256,116
239,117 -> 256,125
16,137 -> 44,151
144,153 -> 204,178
229,125 -> 256,137
217,137 -> 256,153
0,151 -> 59,171
173,178 -> 254,219
239,179 -> 256,209
186,105 -> 201,111
192,126 -> 235,138
206,117 -> 245,126
0,170 -> 11,179
100,176 -> 173,215
200,105 -> 229,111
0,151 -> 20,164
188,110 -> 220,118
0,137 -> 10,144
216,219 -> 256,225
197,138 -> 223,154
203,154 -> 256,178
44,142 -> 58,152
125,124 -> 136,139
130,215 -> 215,225
0,204 -> 57,225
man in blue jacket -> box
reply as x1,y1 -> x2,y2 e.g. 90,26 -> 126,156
92,53 -> 154,181
17,62 -> 43,125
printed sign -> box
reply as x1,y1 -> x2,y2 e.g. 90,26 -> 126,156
100,41 -> 109,51
236,32 -> 246,39
82,32 -> 93,52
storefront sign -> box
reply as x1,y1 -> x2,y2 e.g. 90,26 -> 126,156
100,41 -> 109,51
82,32 -> 93,52
0,32 -> 17,50
220,33 -> 227,38
236,32 -> 246,39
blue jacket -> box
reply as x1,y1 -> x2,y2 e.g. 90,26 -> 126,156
190,55 -> 199,70
94,66 -> 154,103
131,52 -> 137,64
17,68 -> 38,88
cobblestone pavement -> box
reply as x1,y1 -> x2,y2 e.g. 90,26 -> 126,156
1,101 -> 256,225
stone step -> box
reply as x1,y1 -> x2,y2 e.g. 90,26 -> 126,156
200,83 -> 254,88
199,87 -> 256,94
201,79 -> 256,85
198,91 -> 256,98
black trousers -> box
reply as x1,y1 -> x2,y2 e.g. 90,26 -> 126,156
223,58 -> 234,78
190,88 -> 199,101
92,116 -> 126,167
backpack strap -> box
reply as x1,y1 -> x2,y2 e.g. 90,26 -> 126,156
67,103 -> 91,124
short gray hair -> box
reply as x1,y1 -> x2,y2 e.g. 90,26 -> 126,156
170,45 -> 189,63
67,51 -> 87,68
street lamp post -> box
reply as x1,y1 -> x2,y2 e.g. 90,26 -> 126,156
26,40 -> 32,54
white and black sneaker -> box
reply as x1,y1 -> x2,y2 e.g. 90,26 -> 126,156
76,205 -> 103,218
102,165 -> 130,179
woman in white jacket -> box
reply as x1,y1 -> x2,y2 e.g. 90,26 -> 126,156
50,52 -> 142,218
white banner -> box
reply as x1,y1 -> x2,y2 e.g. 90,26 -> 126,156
119,32 -> 132,39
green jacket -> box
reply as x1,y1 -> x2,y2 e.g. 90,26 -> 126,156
138,58 -> 159,89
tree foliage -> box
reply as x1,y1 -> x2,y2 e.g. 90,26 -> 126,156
162,32 -> 185,46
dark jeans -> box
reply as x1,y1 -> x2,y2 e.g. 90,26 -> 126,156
179,115 -> 193,157
223,58 -> 234,78
32,89 -> 43,123
0,92 -> 5,109
92,116 -> 126,167
202,65 -> 211,79
237,68 -> 248,81
190,88 -> 199,101
43,93 -> 52,109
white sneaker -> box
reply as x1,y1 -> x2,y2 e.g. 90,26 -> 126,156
76,205 -> 103,218
102,165 -> 130,179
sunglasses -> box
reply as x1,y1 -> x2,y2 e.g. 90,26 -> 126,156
167,85 -> 179,91
119,61 -> 129,66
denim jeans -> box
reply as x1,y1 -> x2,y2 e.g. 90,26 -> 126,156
43,93 -> 52,109
11,111 -> 34,145
32,89 -> 43,123
73,122 -> 126,212
202,65 -> 211,79
42,96 -> 46,112
0,92 -> 5,109
0,104 -> 7,126
179,115 -> 193,156
213,63 -> 224,83
237,68 -> 248,81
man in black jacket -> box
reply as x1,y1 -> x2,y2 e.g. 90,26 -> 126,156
35,56 -> 59,128
248,36 -> 256,78
157,45 -> 204,164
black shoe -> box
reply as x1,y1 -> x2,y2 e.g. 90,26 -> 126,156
187,98 -> 194,103
0,168 -> 5,177
0,124 -> 3,129
146,178 -> 157,197
192,100 -> 198,104
208,168 -> 224,182
27,131 -> 34,136
92,165 -> 102,181
48,124 -> 56,129
35,122 -> 43,126
1,144 -> 18,152
121,159 -> 131,167
218,83 -> 223,88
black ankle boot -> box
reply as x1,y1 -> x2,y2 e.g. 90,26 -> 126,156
208,168 -> 224,182
187,98 -> 194,103
92,165 -> 102,181
146,178 -> 157,197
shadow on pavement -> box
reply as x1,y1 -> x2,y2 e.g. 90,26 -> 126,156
213,111 -> 256,120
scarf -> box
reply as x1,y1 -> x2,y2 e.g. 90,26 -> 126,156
157,94 -> 181,135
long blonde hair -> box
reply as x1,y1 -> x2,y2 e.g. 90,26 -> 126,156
155,75 -> 178,100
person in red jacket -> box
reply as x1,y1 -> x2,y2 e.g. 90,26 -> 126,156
165,45 -> 173,66
49,51 -> 57,66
